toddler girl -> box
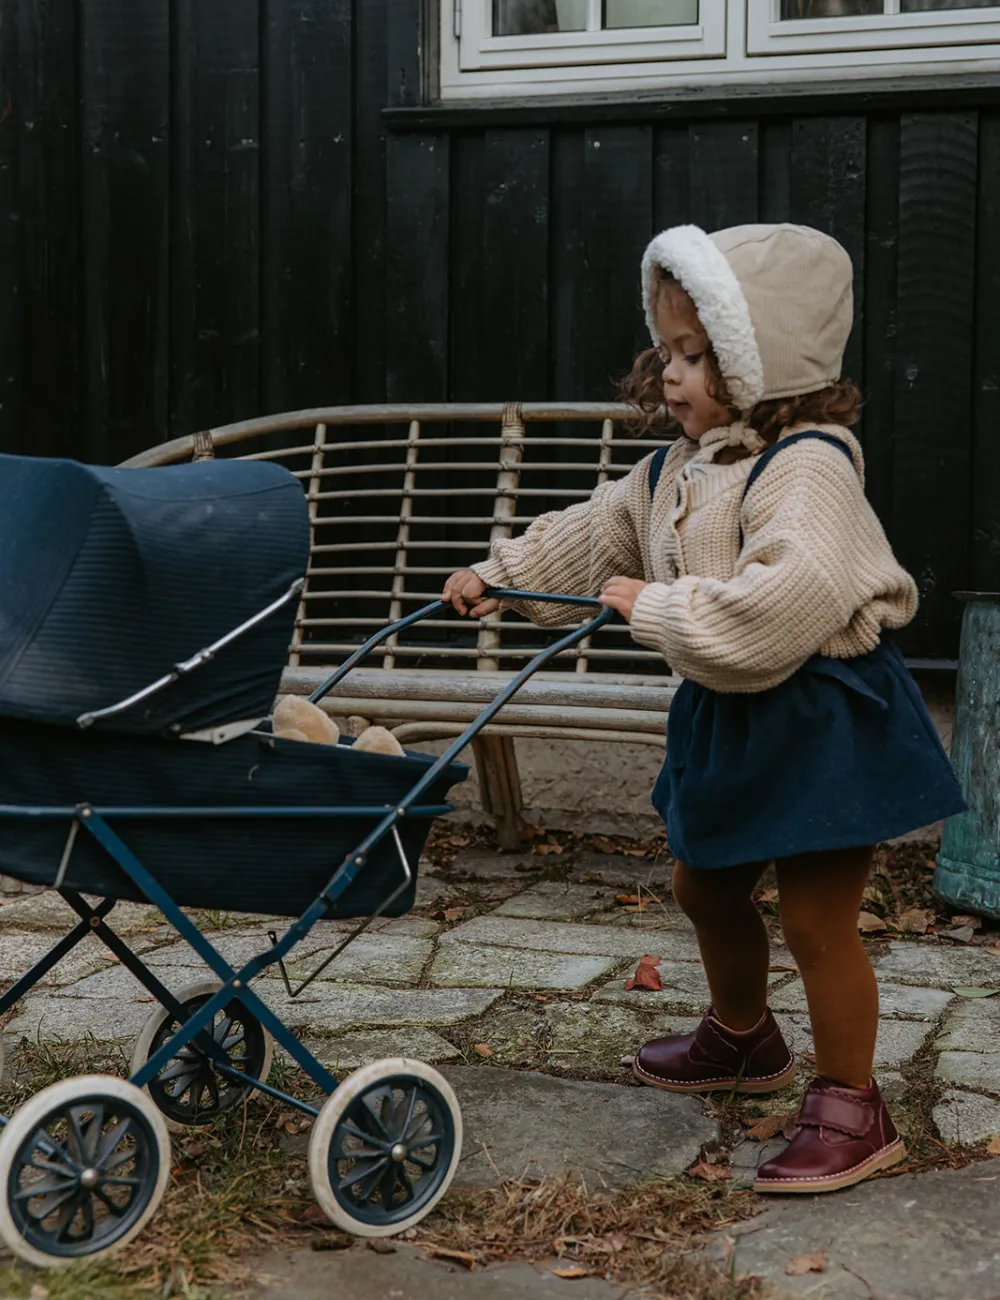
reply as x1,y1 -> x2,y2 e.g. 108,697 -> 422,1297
444,223 -> 964,1194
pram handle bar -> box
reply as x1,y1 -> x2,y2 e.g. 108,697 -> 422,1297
310,589 -> 614,909
76,577 -> 306,729
308,589 -> 613,705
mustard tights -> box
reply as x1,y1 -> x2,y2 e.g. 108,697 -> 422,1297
672,847 -> 877,1090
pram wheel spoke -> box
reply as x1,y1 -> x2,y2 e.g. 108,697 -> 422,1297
0,1075 -> 171,1269
130,980 -> 273,1131
309,1058 -> 462,1239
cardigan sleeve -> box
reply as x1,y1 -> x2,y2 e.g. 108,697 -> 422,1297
629,438 -> 917,691
470,457 -> 650,627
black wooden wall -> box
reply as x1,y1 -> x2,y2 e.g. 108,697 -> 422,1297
0,0 -> 996,657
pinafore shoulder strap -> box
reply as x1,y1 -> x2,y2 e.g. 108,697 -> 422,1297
738,429 -> 855,545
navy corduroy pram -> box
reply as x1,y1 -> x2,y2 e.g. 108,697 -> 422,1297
0,453 -> 467,915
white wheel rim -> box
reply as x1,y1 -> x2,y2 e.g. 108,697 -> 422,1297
130,980 -> 273,1132
0,1074 -> 171,1270
308,1058 -> 463,1238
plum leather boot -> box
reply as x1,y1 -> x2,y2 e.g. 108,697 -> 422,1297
633,1006 -> 796,1094
755,1075 -> 905,1194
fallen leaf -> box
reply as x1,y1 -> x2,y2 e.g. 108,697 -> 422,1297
895,906 -> 937,934
688,1159 -> 731,1182
533,842 -> 565,856
987,943 -> 1000,957
857,911 -> 887,933
592,836 -> 618,853
473,1043 -> 493,1058
624,954 -> 663,991
616,894 -> 643,907
367,1239 -> 396,1255
604,1232 -> 629,1253
622,846 -> 647,857
549,1266 -> 591,1279
424,1246 -> 477,1269
310,1233 -> 354,1251
582,872 -> 604,883
29,1284 -> 50,1300
786,1252 -> 827,1276
986,1136 -> 1000,1155
953,986 -> 1000,998
939,926 -> 976,944
757,888 -> 779,903
953,914 -> 983,930
768,963 -> 798,973
443,907 -> 464,923
135,996 -> 156,1003
746,1113 -> 796,1141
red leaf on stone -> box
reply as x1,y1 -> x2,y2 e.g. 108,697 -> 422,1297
624,955 -> 663,991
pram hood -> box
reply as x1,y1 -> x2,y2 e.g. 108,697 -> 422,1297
0,454 -> 309,735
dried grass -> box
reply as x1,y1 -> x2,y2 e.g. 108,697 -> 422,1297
415,1173 -> 765,1299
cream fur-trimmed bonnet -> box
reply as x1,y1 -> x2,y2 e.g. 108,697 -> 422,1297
641,223 -> 854,411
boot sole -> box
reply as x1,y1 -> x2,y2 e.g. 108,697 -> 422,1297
753,1138 -> 907,1194
632,1057 -> 798,1095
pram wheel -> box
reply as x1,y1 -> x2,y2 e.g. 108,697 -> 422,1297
0,1074 -> 171,1269
308,1058 -> 462,1238
130,980 -> 274,1131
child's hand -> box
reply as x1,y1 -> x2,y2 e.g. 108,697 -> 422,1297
599,576 -> 648,621
442,569 -> 500,617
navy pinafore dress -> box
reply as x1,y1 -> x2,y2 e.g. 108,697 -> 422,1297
647,431 -> 966,870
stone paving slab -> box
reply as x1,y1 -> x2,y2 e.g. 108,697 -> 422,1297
295,1027 -> 461,1072
0,932 -> 142,986
773,1015 -> 932,1070
933,1089 -> 1000,1144
248,1245 -> 629,1300
444,1064 -> 717,1189
935,1050 -> 1000,1097
0,892 -> 162,933
874,941 -> 1000,990
429,944 -> 616,991
440,915 -> 704,963
9,981 -> 506,1041
933,991 -> 1000,1051
771,977 -> 955,1021
594,963 -> 788,1014
700,1157 -> 1000,1299
494,883 -> 615,922
541,1002 -> 650,1071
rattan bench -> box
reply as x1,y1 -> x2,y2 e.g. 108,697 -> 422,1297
125,403 -> 679,846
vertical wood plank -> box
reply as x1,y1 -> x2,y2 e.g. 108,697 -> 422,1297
689,121 -> 759,230
653,124 -> 690,233
171,0 -> 260,435
353,0 -> 389,402
759,119 -> 792,224
973,112 -> 1000,593
789,116 -> 867,388
574,126 -> 653,400
261,0 -> 352,413
386,0 -> 423,107
894,112 -> 977,656
862,114 -> 900,527
385,133 -> 450,401
81,0 -> 171,464
550,130 -> 585,402
0,0 -> 21,455
17,0 -> 79,459
451,129 -> 549,400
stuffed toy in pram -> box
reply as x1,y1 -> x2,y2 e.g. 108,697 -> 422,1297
0,452 -> 611,1270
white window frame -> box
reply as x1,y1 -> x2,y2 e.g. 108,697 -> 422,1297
440,0 -> 1000,97
748,0 -> 1000,54
458,0 -> 727,69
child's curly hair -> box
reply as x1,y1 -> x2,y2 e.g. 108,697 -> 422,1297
621,271 -> 861,444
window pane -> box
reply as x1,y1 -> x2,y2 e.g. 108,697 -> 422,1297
493,0 -> 586,33
779,0 -> 882,15
604,0 -> 699,25
901,0 -> 997,8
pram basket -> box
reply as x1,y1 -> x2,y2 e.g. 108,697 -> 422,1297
0,587 -> 614,1269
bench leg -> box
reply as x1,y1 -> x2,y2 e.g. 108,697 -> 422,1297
472,735 -> 525,851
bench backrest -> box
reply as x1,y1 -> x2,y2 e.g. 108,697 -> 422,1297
125,403 -> 673,685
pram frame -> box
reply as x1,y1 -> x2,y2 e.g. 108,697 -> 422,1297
0,589 -> 614,1129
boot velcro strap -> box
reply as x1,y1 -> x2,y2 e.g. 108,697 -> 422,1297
798,1090 -> 872,1137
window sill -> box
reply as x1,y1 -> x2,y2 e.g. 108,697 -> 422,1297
382,69 -> 1000,129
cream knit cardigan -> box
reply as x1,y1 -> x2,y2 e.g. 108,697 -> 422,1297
471,421 -> 918,694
